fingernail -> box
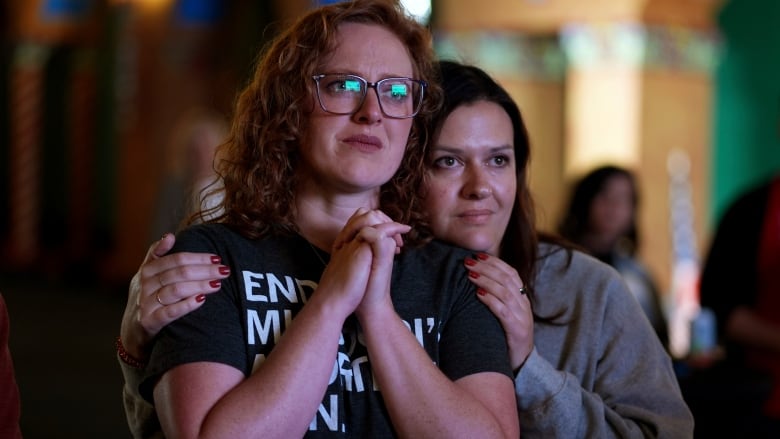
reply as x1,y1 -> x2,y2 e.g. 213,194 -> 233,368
196,294 -> 206,303
219,266 -> 230,275
211,256 -> 221,264
469,271 -> 480,279
464,258 -> 476,266
160,233 -> 169,241
209,280 -> 221,288
476,253 -> 489,261
477,288 -> 486,296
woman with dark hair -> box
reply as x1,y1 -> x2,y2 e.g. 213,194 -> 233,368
424,61 -> 689,437
426,60 -> 537,291
557,165 -> 669,348
125,1 -> 519,437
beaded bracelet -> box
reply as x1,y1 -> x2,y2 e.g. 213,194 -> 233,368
115,336 -> 147,369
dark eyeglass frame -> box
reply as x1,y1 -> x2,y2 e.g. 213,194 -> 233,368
311,73 -> 427,119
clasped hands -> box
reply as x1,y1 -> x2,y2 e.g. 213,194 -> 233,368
318,207 -> 410,320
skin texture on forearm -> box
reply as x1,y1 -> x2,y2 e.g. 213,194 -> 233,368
358,305 -> 517,438
154,291 -> 351,439
153,227 -> 383,439
350,222 -> 518,438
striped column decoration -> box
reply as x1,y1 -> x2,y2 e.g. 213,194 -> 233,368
666,149 -> 703,359
67,49 -> 97,264
8,43 -> 49,270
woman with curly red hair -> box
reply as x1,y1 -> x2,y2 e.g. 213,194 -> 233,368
126,1 -> 518,438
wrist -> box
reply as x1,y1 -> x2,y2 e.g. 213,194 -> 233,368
356,302 -> 397,328
119,312 -> 151,359
116,336 -> 147,369
512,347 -> 534,376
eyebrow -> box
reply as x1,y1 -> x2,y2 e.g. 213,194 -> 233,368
320,70 -> 414,79
431,144 -> 514,154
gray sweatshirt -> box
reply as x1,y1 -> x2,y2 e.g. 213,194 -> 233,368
517,244 -> 693,438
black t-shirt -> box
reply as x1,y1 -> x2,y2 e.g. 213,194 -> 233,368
141,223 -> 511,438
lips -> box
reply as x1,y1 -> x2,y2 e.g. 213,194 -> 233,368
457,209 -> 493,224
343,134 -> 382,152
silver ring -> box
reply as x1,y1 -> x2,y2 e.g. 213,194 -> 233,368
156,291 -> 168,306
519,286 -> 526,295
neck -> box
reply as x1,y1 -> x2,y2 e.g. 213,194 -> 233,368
295,179 -> 380,252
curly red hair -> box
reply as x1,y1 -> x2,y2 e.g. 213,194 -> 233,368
195,0 -> 441,245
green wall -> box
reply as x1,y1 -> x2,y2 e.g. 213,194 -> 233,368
712,0 -> 780,227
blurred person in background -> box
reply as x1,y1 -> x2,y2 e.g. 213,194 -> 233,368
698,170 -> 780,437
149,107 -> 227,239
558,165 -> 669,349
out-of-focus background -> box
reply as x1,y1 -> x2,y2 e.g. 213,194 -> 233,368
1,0 -> 779,437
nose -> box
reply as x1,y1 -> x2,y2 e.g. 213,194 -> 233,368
352,87 -> 382,124
461,167 -> 492,199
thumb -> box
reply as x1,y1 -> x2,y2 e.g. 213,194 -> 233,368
151,233 -> 176,259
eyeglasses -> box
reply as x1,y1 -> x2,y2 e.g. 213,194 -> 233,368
311,73 -> 426,119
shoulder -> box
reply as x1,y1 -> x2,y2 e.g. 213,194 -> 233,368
172,223 -> 236,252
394,240 -> 473,292
175,223 -> 230,240
534,243 -> 636,316
402,239 -> 473,264
536,242 -> 621,286
172,224 -> 293,258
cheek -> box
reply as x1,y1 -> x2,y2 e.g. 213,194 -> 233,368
390,120 -> 413,145
617,204 -> 634,226
303,117 -> 322,145
423,180 -> 455,216
428,179 -> 455,201
496,175 -> 517,208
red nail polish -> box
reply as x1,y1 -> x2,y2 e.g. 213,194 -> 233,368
209,280 -> 221,288
219,266 -> 230,275
196,294 -> 206,303
477,288 -> 486,296
465,258 -> 476,266
476,253 -> 489,261
469,271 -> 480,279
211,256 -> 221,264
